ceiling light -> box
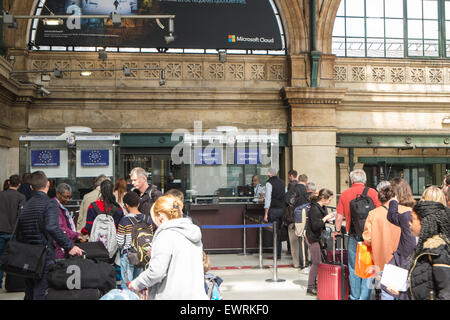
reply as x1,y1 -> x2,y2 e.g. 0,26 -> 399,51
43,18 -> 63,26
41,74 -> 51,82
80,71 -> 92,77
442,116 -> 450,124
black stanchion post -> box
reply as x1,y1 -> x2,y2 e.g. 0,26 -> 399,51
266,221 -> 285,282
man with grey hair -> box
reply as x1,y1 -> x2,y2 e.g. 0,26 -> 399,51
263,167 -> 287,260
76,174 -> 109,232
333,168 -> 381,300
129,167 -> 162,222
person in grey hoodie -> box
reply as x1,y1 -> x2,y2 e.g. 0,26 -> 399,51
128,195 -> 208,300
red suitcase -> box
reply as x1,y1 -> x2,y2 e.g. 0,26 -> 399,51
317,235 -> 349,300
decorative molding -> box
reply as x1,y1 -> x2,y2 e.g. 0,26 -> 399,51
335,59 -> 450,85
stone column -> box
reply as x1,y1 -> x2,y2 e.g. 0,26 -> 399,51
283,87 -> 346,206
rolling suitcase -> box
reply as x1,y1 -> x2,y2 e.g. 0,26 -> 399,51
317,235 -> 349,300
5,273 -> 26,292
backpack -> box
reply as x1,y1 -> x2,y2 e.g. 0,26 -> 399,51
349,187 -> 375,240
204,273 -> 223,300
89,202 -> 119,259
127,216 -> 153,269
293,203 -> 310,237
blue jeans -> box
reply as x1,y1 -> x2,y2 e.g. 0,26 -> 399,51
348,234 -> 373,300
0,234 -> 11,287
120,252 -> 142,290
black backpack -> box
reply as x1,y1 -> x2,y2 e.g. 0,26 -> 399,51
349,187 -> 375,240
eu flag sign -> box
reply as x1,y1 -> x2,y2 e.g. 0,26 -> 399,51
31,150 -> 60,167
81,150 -> 109,166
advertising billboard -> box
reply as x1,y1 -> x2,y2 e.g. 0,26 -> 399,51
34,0 -> 283,49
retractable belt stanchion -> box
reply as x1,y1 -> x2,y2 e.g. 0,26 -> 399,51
252,216 -> 269,269
238,208 -> 250,256
266,221 -> 285,283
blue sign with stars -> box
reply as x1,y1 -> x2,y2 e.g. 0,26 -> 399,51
31,150 -> 60,167
81,149 -> 109,167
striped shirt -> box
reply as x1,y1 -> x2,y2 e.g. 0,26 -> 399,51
116,213 -> 150,252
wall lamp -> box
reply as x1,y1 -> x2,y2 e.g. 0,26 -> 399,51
218,49 -> 227,63
442,116 -> 450,125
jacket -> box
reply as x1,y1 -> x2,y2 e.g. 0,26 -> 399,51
138,185 -> 162,221
408,235 -> 450,300
77,187 -> 101,232
387,200 -> 416,269
133,217 -> 209,300
17,191 -> 74,260
0,189 -> 26,234
363,205 -> 401,271
306,202 -> 327,244
53,198 -> 79,259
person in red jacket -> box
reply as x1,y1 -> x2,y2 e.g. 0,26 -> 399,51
333,169 -> 381,300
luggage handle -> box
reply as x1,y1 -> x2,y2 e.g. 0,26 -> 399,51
332,234 -> 344,264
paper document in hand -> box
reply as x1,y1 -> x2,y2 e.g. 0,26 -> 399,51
380,264 -> 409,292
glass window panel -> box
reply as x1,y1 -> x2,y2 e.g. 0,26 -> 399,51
346,37 -> 366,56
408,19 -> 424,38
424,39 -> 439,56
408,39 -> 424,56
366,18 -> 385,37
386,0 -> 404,18
423,0 -> 438,19
346,18 -> 365,37
337,0 -> 345,16
447,41 -> 450,56
386,38 -> 405,57
346,0 -> 365,16
332,37 -> 347,56
423,20 -> 439,39
333,17 -> 346,36
446,1 -> 450,19
366,0 -> 384,17
386,19 -> 404,38
366,38 -> 385,56
446,21 -> 450,39
408,0 -> 423,19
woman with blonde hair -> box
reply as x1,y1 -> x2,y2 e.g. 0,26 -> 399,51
114,178 -> 128,213
128,195 -> 208,300
421,185 -> 447,206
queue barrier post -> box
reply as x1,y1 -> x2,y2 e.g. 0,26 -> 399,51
266,220 -> 285,283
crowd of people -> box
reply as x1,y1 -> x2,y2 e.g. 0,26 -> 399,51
0,167 -> 449,300
0,168 -> 213,300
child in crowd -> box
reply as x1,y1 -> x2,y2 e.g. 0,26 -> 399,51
117,191 -> 151,289
203,251 -> 224,300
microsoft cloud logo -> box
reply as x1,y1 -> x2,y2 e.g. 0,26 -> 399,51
228,35 -> 236,43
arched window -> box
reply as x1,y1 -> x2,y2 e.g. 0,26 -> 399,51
332,0 -> 450,58
29,0 -> 286,56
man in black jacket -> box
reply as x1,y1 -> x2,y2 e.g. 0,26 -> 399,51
263,168 -> 287,260
130,167 -> 162,224
0,174 -> 26,289
17,171 -> 83,300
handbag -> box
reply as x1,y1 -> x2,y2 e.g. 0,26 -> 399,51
355,241 -> 375,279
0,207 -> 48,280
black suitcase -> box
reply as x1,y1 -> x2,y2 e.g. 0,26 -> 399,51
47,257 -> 116,294
5,273 -> 26,292
46,288 -> 102,300
76,242 -> 110,262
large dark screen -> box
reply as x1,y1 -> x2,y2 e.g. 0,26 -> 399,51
34,0 -> 283,50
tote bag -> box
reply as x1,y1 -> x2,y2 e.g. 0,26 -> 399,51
355,241 -> 375,279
